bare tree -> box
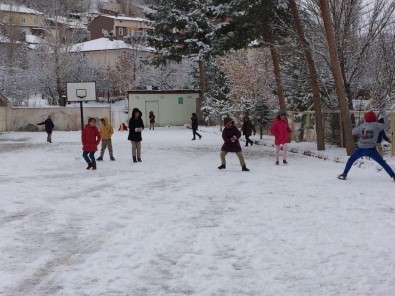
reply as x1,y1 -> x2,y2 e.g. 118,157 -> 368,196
289,0 -> 325,150
216,48 -> 277,114
318,0 -> 354,155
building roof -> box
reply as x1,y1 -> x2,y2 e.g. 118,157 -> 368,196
46,16 -> 87,29
95,14 -> 149,23
68,37 -> 154,53
0,4 -> 43,15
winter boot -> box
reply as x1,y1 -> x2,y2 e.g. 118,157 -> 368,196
199,135 -> 202,140
192,138 -> 196,140
393,176 -> 395,182
338,173 -> 347,180
133,156 -> 137,163
86,163 -> 93,170
97,157 -> 103,161
218,164 -> 226,170
250,140 -> 253,146
275,161 -> 279,165
110,156 -> 115,161
138,158 -> 142,162
92,164 -> 97,170
283,160 -> 288,164
242,165 -> 250,171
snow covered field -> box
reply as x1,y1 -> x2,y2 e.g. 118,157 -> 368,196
1,126 -> 395,296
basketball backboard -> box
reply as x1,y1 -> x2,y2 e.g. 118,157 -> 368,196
66,82 -> 96,102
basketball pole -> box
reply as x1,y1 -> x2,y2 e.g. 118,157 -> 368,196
80,101 -> 84,131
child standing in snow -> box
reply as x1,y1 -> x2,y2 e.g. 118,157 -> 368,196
37,115 -> 55,143
97,116 -> 115,161
218,117 -> 249,171
149,111 -> 155,130
82,117 -> 101,170
338,108 -> 395,181
128,108 -> 144,162
270,110 -> 292,165
241,115 -> 256,147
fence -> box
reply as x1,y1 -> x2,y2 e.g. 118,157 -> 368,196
288,110 -> 395,157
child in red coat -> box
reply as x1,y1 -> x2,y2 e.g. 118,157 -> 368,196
270,110 -> 292,165
82,117 -> 101,170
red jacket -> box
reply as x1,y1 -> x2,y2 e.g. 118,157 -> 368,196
270,117 -> 292,145
82,124 -> 101,151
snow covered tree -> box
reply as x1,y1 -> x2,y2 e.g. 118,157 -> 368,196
145,0 -> 216,119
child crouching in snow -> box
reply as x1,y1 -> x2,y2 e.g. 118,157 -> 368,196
82,118 -> 101,170
338,108 -> 395,181
270,110 -> 292,165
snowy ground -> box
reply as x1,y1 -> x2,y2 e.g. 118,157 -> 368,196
0,126 -> 395,296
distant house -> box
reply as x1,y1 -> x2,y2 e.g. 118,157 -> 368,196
68,37 -> 155,67
87,15 -> 152,41
45,16 -> 88,43
0,4 -> 45,39
99,2 -> 144,18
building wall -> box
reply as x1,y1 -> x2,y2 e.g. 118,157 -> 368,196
0,11 -> 44,28
114,19 -> 151,38
0,107 -> 6,132
83,49 -> 154,67
102,3 -> 121,14
128,91 -> 199,127
88,15 -> 151,40
4,106 -> 110,131
88,16 -> 114,40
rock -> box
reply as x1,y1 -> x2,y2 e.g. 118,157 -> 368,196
26,123 -> 39,132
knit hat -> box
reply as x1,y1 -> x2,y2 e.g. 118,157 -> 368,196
277,110 -> 287,116
223,117 -> 234,126
364,111 -> 377,123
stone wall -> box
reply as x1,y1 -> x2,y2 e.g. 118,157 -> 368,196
5,106 -> 111,131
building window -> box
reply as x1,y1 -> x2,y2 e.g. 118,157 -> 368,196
21,16 -> 26,23
118,27 -> 124,36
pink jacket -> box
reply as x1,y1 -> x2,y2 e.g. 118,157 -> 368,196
270,117 -> 292,145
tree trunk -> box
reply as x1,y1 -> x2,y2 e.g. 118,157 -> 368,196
268,30 -> 286,111
318,0 -> 354,155
289,0 -> 325,150
198,60 -> 206,123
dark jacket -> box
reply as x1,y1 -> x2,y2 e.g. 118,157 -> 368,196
377,118 -> 391,143
191,115 -> 198,130
241,117 -> 256,136
128,108 -> 144,142
82,124 -> 101,152
221,117 -> 242,152
149,112 -> 155,123
37,117 -> 54,133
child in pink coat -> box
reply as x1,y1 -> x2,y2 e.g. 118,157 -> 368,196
270,110 -> 292,165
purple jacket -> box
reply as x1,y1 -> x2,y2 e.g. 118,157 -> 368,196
221,126 -> 242,152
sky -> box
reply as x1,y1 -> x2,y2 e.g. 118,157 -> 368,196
0,126 -> 395,296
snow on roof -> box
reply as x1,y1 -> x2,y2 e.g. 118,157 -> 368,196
0,4 -> 43,15
100,15 -> 149,23
46,16 -> 87,29
25,34 -> 42,44
68,37 -> 155,53
0,34 -> 22,44
0,35 -> 10,43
